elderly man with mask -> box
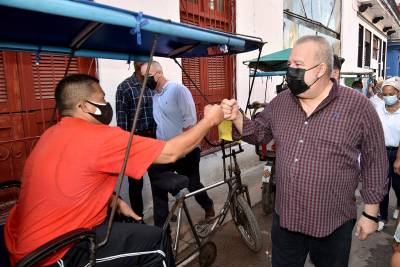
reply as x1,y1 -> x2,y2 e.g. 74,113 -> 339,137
221,35 -> 388,267
141,61 -> 215,228
375,80 -> 400,231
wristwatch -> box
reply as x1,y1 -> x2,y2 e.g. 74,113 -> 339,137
362,211 -> 379,223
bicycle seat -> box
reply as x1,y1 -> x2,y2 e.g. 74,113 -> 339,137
150,171 -> 189,196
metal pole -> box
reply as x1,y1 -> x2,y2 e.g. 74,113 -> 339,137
98,33 -> 159,247
245,48 -> 262,114
173,58 -> 210,104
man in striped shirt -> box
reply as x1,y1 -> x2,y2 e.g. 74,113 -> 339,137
116,62 -> 157,219
222,35 -> 388,267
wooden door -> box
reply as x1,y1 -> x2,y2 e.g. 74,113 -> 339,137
180,0 -> 236,152
0,52 -> 96,183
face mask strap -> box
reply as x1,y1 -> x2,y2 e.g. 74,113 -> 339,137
306,63 -> 326,88
86,100 -> 106,106
305,63 -> 323,72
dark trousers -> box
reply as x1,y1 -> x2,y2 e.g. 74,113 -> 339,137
50,220 -> 175,267
148,147 -> 213,227
128,130 -> 156,217
128,178 -> 144,217
379,148 -> 400,221
271,213 -> 355,267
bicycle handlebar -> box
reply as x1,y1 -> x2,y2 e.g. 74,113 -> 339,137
203,137 -> 241,149
247,101 -> 266,110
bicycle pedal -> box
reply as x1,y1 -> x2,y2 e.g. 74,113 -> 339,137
195,223 -> 212,238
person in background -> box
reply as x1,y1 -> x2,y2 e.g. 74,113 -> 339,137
352,79 -> 364,94
222,35 -> 388,267
331,54 -> 344,84
116,61 -> 157,220
370,80 -> 385,109
141,61 -> 215,228
392,184 -> 400,267
375,80 -> 400,231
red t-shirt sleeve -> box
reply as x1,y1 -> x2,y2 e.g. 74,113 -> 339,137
95,127 -> 165,179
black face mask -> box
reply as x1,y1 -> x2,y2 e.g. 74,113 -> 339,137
286,64 -> 321,96
86,100 -> 113,125
146,76 -> 158,90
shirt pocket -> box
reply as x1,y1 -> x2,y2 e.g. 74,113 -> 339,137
316,131 -> 343,145
314,126 -> 347,153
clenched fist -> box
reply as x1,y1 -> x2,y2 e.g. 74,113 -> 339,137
221,99 -> 239,121
203,104 -> 224,127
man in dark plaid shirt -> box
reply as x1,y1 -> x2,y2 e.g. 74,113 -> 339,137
222,36 -> 388,267
116,62 -> 156,219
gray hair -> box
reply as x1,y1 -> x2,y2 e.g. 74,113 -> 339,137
295,35 -> 333,75
149,61 -> 163,73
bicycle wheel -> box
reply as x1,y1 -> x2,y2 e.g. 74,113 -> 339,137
231,195 -> 262,252
261,181 -> 275,215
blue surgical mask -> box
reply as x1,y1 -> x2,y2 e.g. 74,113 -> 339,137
383,95 -> 398,106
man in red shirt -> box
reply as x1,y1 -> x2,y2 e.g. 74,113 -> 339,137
4,74 -> 223,267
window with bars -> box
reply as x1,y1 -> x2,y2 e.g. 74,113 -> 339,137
0,52 -> 96,183
358,25 -> 364,68
31,55 -> 80,101
372,35 -> 380,60
180,0 -> 235,152
364,29 -> 372,67
0,56 -> 7,104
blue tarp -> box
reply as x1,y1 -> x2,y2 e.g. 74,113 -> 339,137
0,0 -> 264,60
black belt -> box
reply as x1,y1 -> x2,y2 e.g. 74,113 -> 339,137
386,146 -> 398,151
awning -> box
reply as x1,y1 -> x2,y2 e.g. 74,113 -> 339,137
244,48 -> 291,72
0,0 -> 264,60
340,66 -> 374,76
248,71 -> 286,77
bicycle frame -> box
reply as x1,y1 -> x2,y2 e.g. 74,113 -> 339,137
164,142 -> 252,265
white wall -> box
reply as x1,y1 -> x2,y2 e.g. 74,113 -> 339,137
236,0 -> 284,110
95,0 -> 182,126
341,0 -> 360,70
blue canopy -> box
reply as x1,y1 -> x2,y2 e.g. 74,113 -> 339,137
0,0 -> 264,60
249,71 -> 286,77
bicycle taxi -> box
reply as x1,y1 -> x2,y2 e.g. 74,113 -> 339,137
0,0 -> 266,266
242,48 -> 292,215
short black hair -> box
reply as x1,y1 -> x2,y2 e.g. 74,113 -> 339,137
333,55 -> 345,70
55,74 -> 99,116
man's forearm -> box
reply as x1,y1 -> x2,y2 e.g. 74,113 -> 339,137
233,112 -> 244,135
155,118 -> 213,164
364,203 -> 379,217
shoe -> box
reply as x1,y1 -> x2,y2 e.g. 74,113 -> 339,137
204,206 -> 215,221
393,209 -> 399,220
377,221 -> 385,232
